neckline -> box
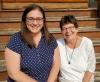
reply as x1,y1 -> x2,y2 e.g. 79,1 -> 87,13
64,36 -> 84,50
20,32 -> 44,49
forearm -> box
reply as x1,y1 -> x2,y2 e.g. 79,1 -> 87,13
47,47 -> 60,82
82,71 -> 93,82
47,59 -> 60,82
47,65 -> 59,82
8,71 -> 38,82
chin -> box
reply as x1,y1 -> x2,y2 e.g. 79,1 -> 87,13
32,30 -> 41,34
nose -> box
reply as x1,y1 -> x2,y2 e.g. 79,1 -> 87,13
64,28 -> 70,32
33,20 -> 38,24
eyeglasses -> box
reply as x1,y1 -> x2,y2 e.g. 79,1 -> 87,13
26,17 -> 44,23
62,26 -> 75,31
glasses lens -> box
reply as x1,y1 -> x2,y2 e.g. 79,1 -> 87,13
26,17 -> 43,23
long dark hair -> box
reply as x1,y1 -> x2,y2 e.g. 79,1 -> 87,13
20,4 -> 53,47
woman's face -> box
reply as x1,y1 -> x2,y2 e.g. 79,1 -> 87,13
61,23 -> 78,40
26,9 -> 43,34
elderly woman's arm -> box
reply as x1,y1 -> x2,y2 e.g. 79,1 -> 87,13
83,71 -> 94,82
82,41 -> 96,82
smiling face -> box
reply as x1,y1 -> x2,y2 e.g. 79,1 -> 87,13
26,9 -> 44,34
62,23 -> 78,40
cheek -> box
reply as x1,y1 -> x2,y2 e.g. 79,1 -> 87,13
61,31 -> 64,35
40,22 -> 43,26
39,24 -> 43,29
62,31 -> 66,37
26,22 -> 30,26
72,29 -> 78,33
75,29 -> 78,33
26,23 -> 29,27
40,23 -> 43,27
26,23 -> 32,29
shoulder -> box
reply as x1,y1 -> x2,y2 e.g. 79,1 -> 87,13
82,37 -> 93,44
9,32 -> 21,43
48,36 -> 58,49
6,32 -> 22,54
82,37 -> 93,49
11,32 -> 21,39
7,31 -> 22,48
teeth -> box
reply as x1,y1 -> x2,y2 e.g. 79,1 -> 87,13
65,34 -> 70,36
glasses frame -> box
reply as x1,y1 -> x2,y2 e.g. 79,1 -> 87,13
26,17 -> 44,23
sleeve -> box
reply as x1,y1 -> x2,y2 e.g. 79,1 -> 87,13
6,33 -> 22,55
50,37 -> 58,50
86,40 -> 96,73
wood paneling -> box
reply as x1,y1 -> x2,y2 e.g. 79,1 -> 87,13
0,8 -> 97,18
97,0 -> 100,17
46,20 -> 97,27
94,46 -> 100,53
0,52 -> 5,60
0,10 -> 23,18
0,31 -> 100,43
78,32 -> 100,40
2,0 -> 88,3
0,22 -> 21,30
3,0 -> 14,2
2,3 -> 88,10
0,36 -> 10,43
45,9 -> 97,18
0,0 -> 100,81
78,20 -> 97,27
0,71 -> 7,81
96,64 -> 100,71
0,18 -> 97,29
0,0 -> 2,10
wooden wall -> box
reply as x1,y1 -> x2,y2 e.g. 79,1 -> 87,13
1,0 -> 88,9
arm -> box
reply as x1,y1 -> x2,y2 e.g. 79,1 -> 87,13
5,48 -> 38,82
47,47 -> 60,82
82,41 -> 96,82
82,71 -> 93,82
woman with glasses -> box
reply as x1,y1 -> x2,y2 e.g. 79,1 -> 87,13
57,15 -> 96,82
5,4 -> 60,82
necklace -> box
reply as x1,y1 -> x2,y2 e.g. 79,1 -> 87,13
64,37 -> 78,64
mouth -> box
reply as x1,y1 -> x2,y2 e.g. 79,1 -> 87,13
65,33 -> 72,36
30,24 -> 39,28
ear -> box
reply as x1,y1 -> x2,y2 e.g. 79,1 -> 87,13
76,28 -> 79,32
76,28 -> 78,32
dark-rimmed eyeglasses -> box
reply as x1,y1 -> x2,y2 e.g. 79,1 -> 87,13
26,17 -> 44,23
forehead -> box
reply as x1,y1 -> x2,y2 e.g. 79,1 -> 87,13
63,23 -> 74,28
27,9 -> 43,17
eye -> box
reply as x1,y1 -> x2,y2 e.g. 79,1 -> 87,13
62,27 -> 66,30
26,17 -> 43,22
35,17 -> 43,20
26,17 -> 33,21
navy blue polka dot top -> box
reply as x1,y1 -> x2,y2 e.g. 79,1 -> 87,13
6,32 -> 58,82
